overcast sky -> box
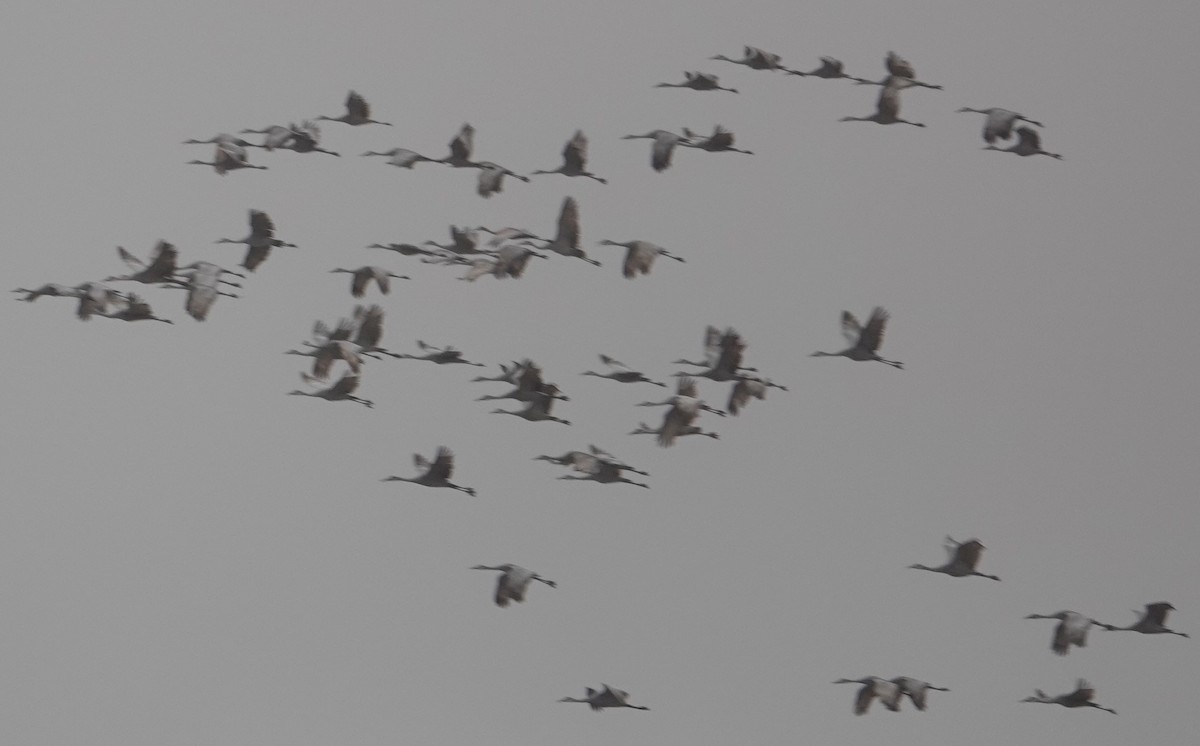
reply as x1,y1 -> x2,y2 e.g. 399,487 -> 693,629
3,1 -> 1199,744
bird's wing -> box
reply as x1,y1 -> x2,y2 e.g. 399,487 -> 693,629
346,90 -> 369,119
1015,126 -> 1042,150
146,241 -> 178,275
557,197 -> 580,247
430,447 -> 455,480
953,538 -> 984,569
859,307 -> 890,353
116,246 -> 147,270
249,210 -> 275,239
328,373 -> 360,396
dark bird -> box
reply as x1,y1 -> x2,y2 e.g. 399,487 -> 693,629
655,71 -> 738,93
288,372 -> 373,408
315,90 -> 392,126
811,307 -> 903,368
983,126 -> 1063,159
840,76 -> 926,127
1095,602 -> 1189,638
531,130 -> 607,183
908,536 -> 1000,581
1020,680 -> 1116,714
558,685 -> 649,711
382,446 -> 475,495
957,107 -> 1044,144
216,210 -> 298,272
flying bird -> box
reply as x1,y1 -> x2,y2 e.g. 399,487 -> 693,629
215,210 -> 298,272
531,130 -> 607,183
186,139 -> 267,174
1020,680 -> 1116,714
1094,602 -> 1189,638
891,677 -> 949,711
105,241 -> 180,284
581,354 -> 667,387
620,129 -> 691,172
956,107 -> 1044,144
908,536 -> 1000,581
475,161 -> 530,198
537,196 -> 600,266
391,340 -> 484,366
655,71 -> 738,93
811,307 -> 903,368
315,90 -> 392,126
597,239 -> 684,278
680,125 -> 753,155
710,46 -> 788,71
382,447 -> 476,496
558,685 -> 649,711
470,564 -> 556,607
174,261 -> 243,321
329,266 -> 410,297
288,372 -> 373,408
786,57 -> 871,82
438,123 -> 478,167
840,76 -> 926,127
360,147 -> 440,169
832,677 -> 901,715
1025,611 -> 1096,655
983,126 -> 1063,159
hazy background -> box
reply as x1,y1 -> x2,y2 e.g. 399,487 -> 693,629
3,1 -> 1198,744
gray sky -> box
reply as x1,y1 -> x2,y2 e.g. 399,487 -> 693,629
3,1 -> 1198,743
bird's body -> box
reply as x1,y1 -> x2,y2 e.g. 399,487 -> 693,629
470,564 -> 556,607
598,239 -> 684,278
315,90 -> 392,126
532,130 -> 607,183
956,107 -> 1044,144
1095,602 -> 1189,638
329,266 -> 410,297
558,685 -> 649,711
812,307 -> 903,368
1021,680 -> 1116,714
983,126 -> 1063,159
216,210 -> 298,272
655,71 -> 738,93
833,677 -> 901,715
1025,610 -> 1095,654
621,129 -> 691,172
439,123 -> 478,167
382,446 -> 476,495
288,372 -> 373,408
909,536 -> 1000,581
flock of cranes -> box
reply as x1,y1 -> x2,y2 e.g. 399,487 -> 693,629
13,37 -> 1181,732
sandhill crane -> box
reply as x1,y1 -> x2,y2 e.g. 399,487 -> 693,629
285,336 -> 364,381
301,304 -> 395,362
597,239 -> 684,278
315,90 -> 392,126
1095,602 -> 1189,638
535,445 -> 649,476
478,226 -> 546,246
581,354 -> 666,387
475,161 -> 530,198
174,262 -> 243,321
840,76 -> 926,127
956,107 -> 1044,144
1021,680 -> 1116,714
476,362 -> 568,403
673,326 -> 755,373
392,340 -> 485,367
653,389 -> 710,447
105,241 -> 179,284
329,266 -> 410,297
538,196 -> 599,266
680,125 -> 753,155
288,372 -> 373,408
361,147 -> 439,168
558,685 -> 649,711
472,359 -> 532,385
891,677 -> 949,711
812,307 -> 903,368
215,210 -> 298,272
423,225 -> 489,258
855,51 -> 942,90
637,376 -> 727,417
98,292 -> 173,324
710,45 -> 787,71
470,564 -> 556,607
1025,611 -> 1096,654
621,129 -> 692,172
239,124 -> 294,150
366,242 -> 436,259
832,677 -> 901,715
726,373 -> 788,416
490,391 -> 570,425
382,446 -> 475,495
186,140 -> 267,174
531,130 -> 608,183
983,126 -> 1063,160
17,281 -> 129,320
554,451 -> 649,488
281,121 -> 338,156
786,57 -> 871,82
909,536 -> 1000,581
672,327 -> 754,382
438,123 -> 478,167
629,421 -> 718,440
460,242 -> 544,281
655,71 -> 737,93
